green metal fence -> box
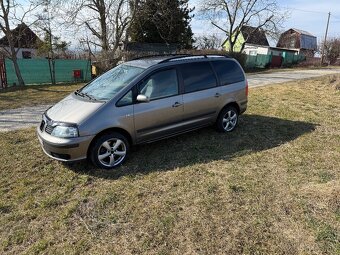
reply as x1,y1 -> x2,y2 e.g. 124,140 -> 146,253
282,52 -> 306,67
5,59 -> 91,86
245,53 -> 306,69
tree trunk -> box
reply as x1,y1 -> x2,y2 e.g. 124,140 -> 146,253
9,46 -> 25,86
228,38 -> 235,53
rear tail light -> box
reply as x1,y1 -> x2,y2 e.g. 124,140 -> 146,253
246,80 -> 249,97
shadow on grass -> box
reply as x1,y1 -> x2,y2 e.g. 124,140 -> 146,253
66,114 -> 316,179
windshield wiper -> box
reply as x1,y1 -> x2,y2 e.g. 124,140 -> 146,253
75,90 -> 98,101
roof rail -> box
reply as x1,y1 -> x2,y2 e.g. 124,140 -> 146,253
130,53 -> 231,64
158,54 -> 231,64
131,54 -> 192,61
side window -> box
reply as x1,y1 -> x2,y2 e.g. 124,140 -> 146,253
181,62 -> 217,93
116,90 -> 133,107
138,69 -> 178,100
212,60 -> 245,86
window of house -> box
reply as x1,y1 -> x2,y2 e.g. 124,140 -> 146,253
249,50 -> 257,56
22,51 -> 32,59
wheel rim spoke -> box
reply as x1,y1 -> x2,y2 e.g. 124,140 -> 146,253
225,122 -> 230,129
112,140 -> 122,151
102,141 -> 111,151
98,152 -> 111,160
109,154 -> 115,166
114,150 -> 126,156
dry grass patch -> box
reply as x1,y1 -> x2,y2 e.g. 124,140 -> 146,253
0,83 -> 84,111
0,75 -> 339,254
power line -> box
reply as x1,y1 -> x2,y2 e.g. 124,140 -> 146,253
284,6 -> 328,15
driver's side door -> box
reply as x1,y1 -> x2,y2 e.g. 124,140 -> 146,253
133,68 -> 184,143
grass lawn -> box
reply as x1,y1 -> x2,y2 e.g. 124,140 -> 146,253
0,75 -> 339,254
0,83 -> 84,111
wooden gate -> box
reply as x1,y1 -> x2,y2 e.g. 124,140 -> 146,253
270,55 -> 283,68
0,58 -> 7,88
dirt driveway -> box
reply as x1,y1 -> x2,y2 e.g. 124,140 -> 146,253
1,68 -> 339,132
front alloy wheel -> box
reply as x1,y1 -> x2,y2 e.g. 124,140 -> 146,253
90,132 -> 129,169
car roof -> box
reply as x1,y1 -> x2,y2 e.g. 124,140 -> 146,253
125,54 -> 232,69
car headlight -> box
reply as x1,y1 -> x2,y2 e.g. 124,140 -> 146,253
51,125 -> 79,138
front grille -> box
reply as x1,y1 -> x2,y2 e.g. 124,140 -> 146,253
45,124 -> 54,134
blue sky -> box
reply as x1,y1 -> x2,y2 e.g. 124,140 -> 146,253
190,0 -> 340,44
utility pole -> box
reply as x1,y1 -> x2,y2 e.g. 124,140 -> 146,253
321,12 -> 331,65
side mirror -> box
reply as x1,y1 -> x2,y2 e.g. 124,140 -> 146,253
137,94 -> 150,103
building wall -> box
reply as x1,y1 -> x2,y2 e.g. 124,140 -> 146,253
222,33 -> 245,52
277,30 -> 300,49
243,45 -> 269,55
1,47 -> 38,59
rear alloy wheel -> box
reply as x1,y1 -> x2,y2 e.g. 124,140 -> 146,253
90,132 -> 129,169
216,106 -> 239,132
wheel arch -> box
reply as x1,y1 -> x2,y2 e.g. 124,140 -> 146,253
219,102 -> 240,116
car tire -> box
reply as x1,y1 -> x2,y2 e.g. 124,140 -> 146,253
216,106 -> 239,133
90,132 -> 130,170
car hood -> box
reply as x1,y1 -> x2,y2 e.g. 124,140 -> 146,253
46,93 -> 105,124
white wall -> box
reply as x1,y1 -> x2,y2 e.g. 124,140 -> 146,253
243,45 -> 269,56
2,47 -> 38,59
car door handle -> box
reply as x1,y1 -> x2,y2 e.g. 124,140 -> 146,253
172,102 -> 182,108
215,93 -> 221,98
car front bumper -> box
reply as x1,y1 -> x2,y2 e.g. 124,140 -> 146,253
37,127 -> 95,162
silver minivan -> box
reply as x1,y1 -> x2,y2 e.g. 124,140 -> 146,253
37,55 -> 248,169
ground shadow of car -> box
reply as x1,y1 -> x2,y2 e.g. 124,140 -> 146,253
66,114 -> 316,179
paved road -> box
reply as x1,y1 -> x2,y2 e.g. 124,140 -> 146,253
247,68 -> 340,87
1,68 -> 340,132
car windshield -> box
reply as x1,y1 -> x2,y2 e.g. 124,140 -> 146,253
79,64 -> 144,100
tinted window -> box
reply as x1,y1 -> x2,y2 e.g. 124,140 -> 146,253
181,62 -> 217,93
139,69 -> 178,100
212,60 -> 245,85
116,90 -> 133,107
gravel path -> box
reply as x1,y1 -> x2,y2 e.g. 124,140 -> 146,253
0,105 -> 50,132
1,68 -> 339,132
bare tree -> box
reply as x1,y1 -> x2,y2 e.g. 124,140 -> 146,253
199,0 -> 287,53
195,34 -> 223,50
65,0 -> 138,60
322,38 -> 340,65
0,0 -> 38,86
35,0 -> 69,85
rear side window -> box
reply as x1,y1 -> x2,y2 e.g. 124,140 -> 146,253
212,60 -> 245,85
181,62 -> 217,93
